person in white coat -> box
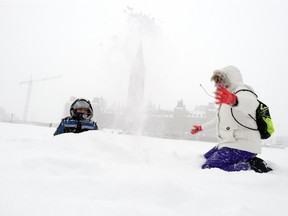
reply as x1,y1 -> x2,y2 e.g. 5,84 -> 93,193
191,65 -> 272,173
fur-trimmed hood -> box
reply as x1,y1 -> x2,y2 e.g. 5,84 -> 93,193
211,65 -> 246,92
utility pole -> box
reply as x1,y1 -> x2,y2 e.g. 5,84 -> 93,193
20,75 -> 61,122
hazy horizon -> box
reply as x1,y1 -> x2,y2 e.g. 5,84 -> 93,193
1,0 -> 288,136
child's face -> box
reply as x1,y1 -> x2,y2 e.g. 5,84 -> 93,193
76,108 -> 89,114
214,76 -> 222,84
213,76 -> 225,87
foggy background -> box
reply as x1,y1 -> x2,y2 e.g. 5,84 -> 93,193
1,0 -> 288,136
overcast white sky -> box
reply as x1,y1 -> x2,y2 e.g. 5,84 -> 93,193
1,0 -> 288,135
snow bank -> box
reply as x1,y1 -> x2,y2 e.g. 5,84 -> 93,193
0,122 -> 287,216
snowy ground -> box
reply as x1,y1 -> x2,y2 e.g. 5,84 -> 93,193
0,122 -> 287,216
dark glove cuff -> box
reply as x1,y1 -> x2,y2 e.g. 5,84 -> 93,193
232,97 -> 238,106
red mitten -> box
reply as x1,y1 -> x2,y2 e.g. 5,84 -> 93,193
215,86 -> 237,105
191,125 -> 202,135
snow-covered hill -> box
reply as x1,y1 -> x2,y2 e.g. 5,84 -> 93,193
0,122 -> 287,216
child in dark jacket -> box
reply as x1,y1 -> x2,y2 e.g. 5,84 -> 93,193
54,98 -> 98,136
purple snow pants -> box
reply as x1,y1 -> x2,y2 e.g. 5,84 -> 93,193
202,147 -> 256,172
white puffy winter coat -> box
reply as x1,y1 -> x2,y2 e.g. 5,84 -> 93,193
202,66 -> 261,154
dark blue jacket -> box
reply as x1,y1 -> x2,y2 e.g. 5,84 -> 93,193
54,117 -> 98,136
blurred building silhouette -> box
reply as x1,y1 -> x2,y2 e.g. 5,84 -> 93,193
61,96 -> 217,142
63,43 -> 217,141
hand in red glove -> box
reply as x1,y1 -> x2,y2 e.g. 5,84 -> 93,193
215,86 -> 237,105
191,125 -> 202,135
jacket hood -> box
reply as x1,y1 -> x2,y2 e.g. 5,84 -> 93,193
212,65 -> 244,91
